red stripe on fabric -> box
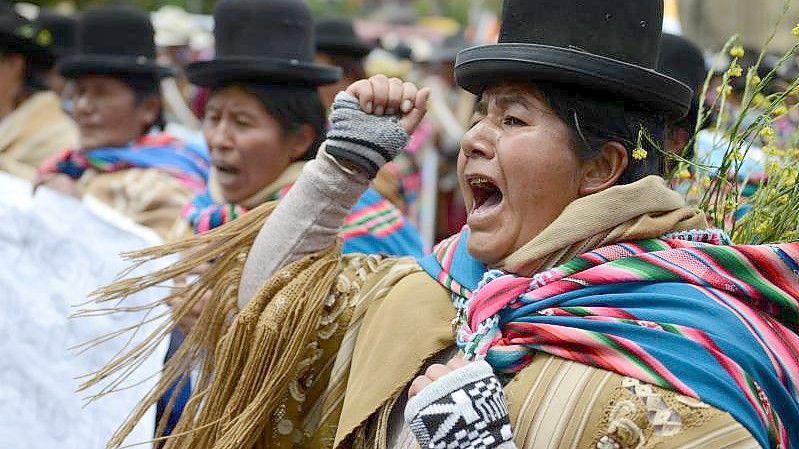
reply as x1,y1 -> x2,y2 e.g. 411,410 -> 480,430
467,277 -> 530,330
506,322 -> 696,397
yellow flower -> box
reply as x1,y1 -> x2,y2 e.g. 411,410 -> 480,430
716,85 -> 732,97
632,147 -> 648,160
750,75 -> 762,86
792,23 -> 799,37
730,45 -> 745,58
677,169 -> 692,180
702,177 -> 712,188
784,169 -> 798,187
36,29 -> 52,47
765,161 -> 781,173
727,64 -> 743,77
784,230 -> 799,241
755,222 -> 771,236
732,150 -> 744,161
753,93 -> 769,108
759,127 -> 776,141
723,199 -> 738,211
772,104 -> 789,117
763,159 -> 782,173
763,145 -> 787,158
777,195 -> 788,205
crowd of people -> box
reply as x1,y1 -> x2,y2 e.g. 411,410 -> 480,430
2,0 -> 799,448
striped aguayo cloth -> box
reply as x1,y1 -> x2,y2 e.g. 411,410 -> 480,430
419,228 -> 799,449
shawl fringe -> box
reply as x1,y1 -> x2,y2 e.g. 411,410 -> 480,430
74,200 -> 344,449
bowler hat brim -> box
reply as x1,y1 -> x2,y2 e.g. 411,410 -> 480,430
316,38 -> 373,58
0,30 -> 54,66
455,43 -> 692,118
186,56 -> 342,87
58,54 -> 175,79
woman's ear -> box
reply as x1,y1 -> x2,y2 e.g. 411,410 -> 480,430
136,95 -> 162,130
287,124 -> 316,161
578,141 -> 629,195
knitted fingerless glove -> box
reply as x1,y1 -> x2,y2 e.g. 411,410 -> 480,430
404,361 -> 517,449
326,91 -> 411,179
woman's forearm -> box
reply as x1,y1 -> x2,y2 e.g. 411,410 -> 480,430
238,87 -> 419,308
237,147 -> 369,308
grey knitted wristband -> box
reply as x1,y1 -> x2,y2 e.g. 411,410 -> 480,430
326,91 -> 411,179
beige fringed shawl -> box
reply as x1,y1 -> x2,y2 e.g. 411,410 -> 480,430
80,176 -> 755,449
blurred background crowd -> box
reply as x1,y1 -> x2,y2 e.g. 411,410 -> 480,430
2,0 -> 797,250
1,0 -> 798,447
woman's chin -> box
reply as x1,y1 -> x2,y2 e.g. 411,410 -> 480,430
466,231 -> 508,266
219,187 -> 244,204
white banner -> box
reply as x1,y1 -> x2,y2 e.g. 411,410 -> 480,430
0,173 -> 170,449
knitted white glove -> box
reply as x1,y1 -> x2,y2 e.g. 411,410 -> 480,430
325,91 -> 411,178
404,361 -> 517,449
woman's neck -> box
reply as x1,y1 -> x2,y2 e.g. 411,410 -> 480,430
0,84 -> 26,120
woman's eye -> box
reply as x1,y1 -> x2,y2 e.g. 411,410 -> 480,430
503,115 -> 527,126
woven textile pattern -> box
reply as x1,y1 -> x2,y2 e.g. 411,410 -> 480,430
419,228 -> 799,449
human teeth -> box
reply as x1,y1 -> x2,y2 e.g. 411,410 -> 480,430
469,176 -> 493,186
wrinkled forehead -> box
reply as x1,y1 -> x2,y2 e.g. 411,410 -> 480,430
74,74 -> 159,99
204,84 -> 280,123
206,84 -> 261,108
474,82 -> 551,114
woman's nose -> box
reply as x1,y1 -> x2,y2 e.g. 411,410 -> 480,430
460,120 -> 496,160
206,121 -> 233,152
73,93 -> 93,117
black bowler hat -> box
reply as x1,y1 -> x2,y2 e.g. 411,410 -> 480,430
657,34 -> 706,92
187,0 -> 341,87
59,5 -> 174,80
0,2 -> 54,66
315,17 -> 373,58
32,10 -> 77,59
455,0 -> 692,117
657,34 -> 705,125
658,34 -> 706,135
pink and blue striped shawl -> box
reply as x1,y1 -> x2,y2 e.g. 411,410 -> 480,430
418,228 -> 799,448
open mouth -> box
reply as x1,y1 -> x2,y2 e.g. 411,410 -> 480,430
467,175 -> 503,214
213,162 -> 241,186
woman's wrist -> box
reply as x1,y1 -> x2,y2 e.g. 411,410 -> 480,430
322,148 -> 368,179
